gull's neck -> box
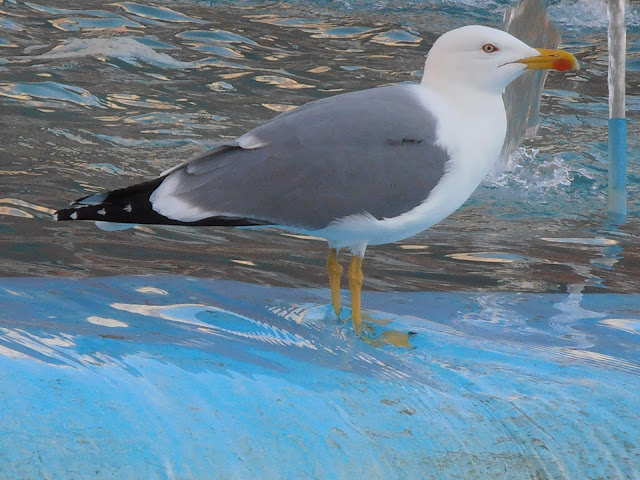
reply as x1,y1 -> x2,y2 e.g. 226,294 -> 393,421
418,75 -> 508,176
420,74 -> 505,120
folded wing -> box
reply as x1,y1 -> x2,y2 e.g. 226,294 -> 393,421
56,84 -> 451,230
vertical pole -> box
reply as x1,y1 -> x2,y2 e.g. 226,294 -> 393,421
607,0 -> 627,222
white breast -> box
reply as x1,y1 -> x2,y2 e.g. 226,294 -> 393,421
315,85 -> 507,253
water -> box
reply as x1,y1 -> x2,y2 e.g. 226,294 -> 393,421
1,275 -> 639,479
0,0 -> 639,478
0,0 -> 637,291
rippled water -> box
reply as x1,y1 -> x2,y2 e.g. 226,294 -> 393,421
1,275 -> 639,479
1,1 -> 640,478
0,0 -> 637,294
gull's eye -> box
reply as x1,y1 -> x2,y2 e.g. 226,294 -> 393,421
482,43 -> 499,53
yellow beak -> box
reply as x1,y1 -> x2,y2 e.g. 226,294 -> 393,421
517,48 -> 579,71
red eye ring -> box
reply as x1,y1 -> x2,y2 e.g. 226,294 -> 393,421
482,43 -> 499,53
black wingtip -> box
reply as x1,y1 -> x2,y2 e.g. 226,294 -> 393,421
54,176 -> 273,228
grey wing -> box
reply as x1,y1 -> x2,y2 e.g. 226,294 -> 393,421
150,84 -> 451,230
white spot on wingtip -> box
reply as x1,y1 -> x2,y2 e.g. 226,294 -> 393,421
70,212 -> 78,220
97,208 -> 106,216
53,213 -> 59,221
124,203 -> 132,213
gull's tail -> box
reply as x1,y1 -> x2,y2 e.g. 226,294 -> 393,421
54,177 -> 269,227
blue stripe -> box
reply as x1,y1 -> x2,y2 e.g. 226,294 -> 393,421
608,118 -> 627,221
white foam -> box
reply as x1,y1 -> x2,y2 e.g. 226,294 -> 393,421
486,147 -> 592,193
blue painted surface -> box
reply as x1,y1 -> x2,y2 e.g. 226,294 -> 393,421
608,118 -> 628,220
1,276 -> 639,479
0,0 -> 638,477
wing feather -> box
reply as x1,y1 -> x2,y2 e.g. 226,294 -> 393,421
150,84 -> 451,229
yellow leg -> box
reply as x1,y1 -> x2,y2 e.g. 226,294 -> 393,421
348,255 -> 364,332
326,248 -> 343,316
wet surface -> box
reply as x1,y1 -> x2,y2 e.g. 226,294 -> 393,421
0,0 -> 639,294
1,2 -> 639,478
1,275 -> 639,479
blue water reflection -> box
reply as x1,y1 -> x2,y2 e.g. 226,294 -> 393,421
0,0 -> 639,475
1,275 -> 638,478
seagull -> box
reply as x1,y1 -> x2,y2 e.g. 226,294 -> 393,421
54,25 -> 578,331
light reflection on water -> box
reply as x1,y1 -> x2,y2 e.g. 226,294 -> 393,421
0,275 -> 638,478
0,0 -> 638,295
1,3 -> 638,476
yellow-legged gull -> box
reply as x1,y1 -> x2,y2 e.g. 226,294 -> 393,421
54,25 -> 579,330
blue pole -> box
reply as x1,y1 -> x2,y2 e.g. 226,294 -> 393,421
607,0 -> 627,222
608,118 -> 627,218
